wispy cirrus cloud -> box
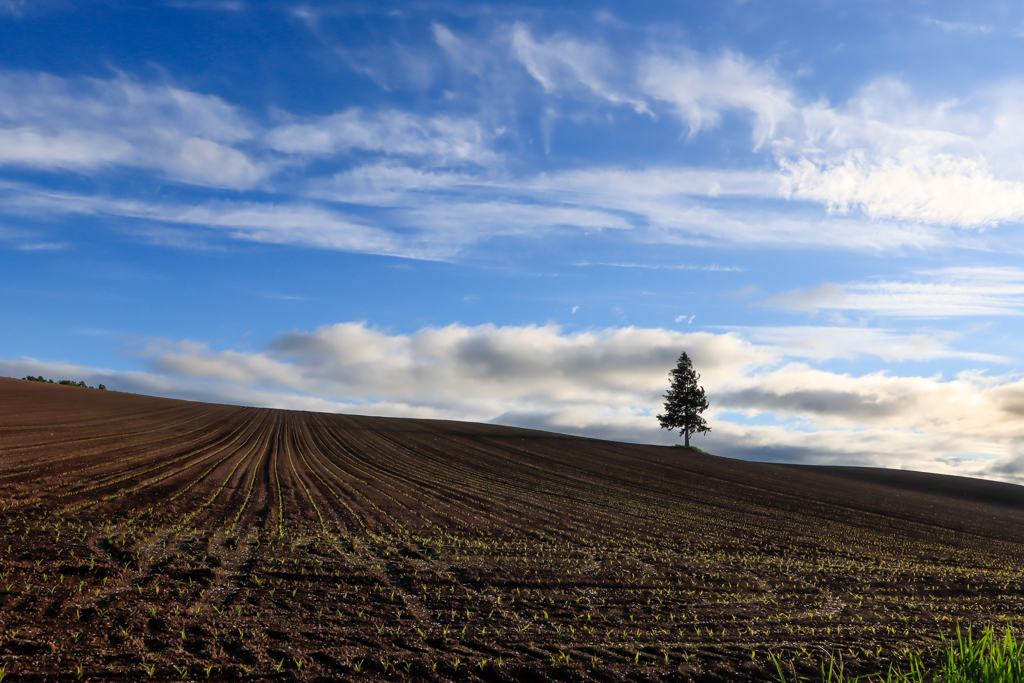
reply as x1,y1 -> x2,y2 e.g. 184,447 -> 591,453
724,325 -> 1006,363
1,165 -> 952,259
641,49 -> 795,145
0,0 -> 68,17
0,70 -> 503,190
265,108 -> 500,166
773,78 -> 1024,228
306,163 -> 947,252
0,71 -> 265,188
764,268 -> 1024,318
576,261 -> 745,272
0,179 -> 639,258
7,19 -> 1024,246
439,22 -> 1024,233
920,17 -> 993,34
0,223 -> 69,251
510,22 -> 650,114
0,187 -> 421,257
628,40 -> 1024,230
163,0 -> 245,11
6,27 -> 1024,255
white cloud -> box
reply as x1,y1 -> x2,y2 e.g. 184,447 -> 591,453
0,223 -> 69,251
779,149 -> 1024,226
133,322 -> 1014,465
164,1 -> 246,10
525,166 -> 781,201
0,0 -> 60,16
765,268 -> 1024,317
0,357 -> 368,416
145,323 -> 768,411
727,325 -> 1005,363
0,71 -> 264,188
14,241 -> 67,251
920,17 -> 993,34
0,178 -> 643,258
772,77 -> 1024,228
6,40 -> 1024,254
582,263 -> 744,271
7,43 -> 1024,251
0,128 -> 134,168
266,108 -> 498,165
1,152 -> 959,257
631,45 -> 1024,230
308,163 -> 948,251
1,190 -> 428,258
432,23 -> 478,73
489,165 -> 949,250
641,50 -> 795,145
510,23 -> 650,114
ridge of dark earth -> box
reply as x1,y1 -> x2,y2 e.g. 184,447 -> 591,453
1,376 -> 1021,682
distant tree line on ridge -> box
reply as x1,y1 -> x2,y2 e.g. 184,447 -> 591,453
24,375 -> 107,391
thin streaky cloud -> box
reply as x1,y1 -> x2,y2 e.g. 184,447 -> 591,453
920,17 -> 993,33
764,275 -> 1024,318
722,325 -> 1009,363
575,261 -> 744,271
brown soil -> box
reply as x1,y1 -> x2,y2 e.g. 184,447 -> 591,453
1,376 -> 1023,682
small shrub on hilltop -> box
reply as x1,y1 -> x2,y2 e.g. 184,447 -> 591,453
23,375 -> 106,390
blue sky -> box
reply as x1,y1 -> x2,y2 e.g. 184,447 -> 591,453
5,0 -> 1024,481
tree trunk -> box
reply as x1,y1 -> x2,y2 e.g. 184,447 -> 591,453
684,429 -> 690,448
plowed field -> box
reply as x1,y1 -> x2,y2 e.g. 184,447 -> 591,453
2,377 -> 1024,682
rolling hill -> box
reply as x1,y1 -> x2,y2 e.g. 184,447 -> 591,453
1,376 -> 1022,682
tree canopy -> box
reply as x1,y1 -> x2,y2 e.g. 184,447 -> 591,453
657,351 -> 710,448
24,376 -> 106,390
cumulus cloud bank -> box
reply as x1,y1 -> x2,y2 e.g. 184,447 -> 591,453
7,321 -> 1023,484
145,323 -> 766,414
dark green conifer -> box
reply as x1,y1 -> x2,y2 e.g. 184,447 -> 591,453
657,351 -> 710,448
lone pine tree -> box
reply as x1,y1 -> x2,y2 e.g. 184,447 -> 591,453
657,351 -> 710,448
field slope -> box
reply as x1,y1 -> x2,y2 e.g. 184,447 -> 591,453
1,377 -> 1024,682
